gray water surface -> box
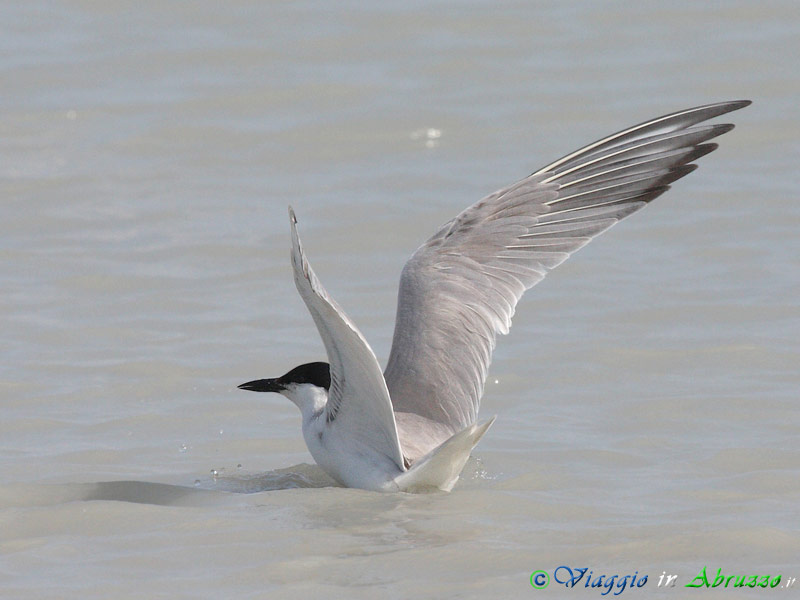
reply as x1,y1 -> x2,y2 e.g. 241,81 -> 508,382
2,2 -> 798,598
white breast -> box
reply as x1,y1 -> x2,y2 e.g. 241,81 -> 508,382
301,415 -> 403,492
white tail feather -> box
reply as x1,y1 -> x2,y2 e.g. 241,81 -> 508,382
394,416 -> 496,492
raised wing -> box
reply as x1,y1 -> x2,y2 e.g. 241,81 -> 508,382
384,100 -> 750,432
289,208 -> 405,471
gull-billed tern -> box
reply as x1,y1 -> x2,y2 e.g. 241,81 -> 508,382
239,100 -> 750,492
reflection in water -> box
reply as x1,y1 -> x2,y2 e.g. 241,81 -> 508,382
0,464 -> 339,508
206,463 -> 338,493
0,460 -> 495,508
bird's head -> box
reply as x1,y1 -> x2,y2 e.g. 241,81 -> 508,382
238,361 -> 331,417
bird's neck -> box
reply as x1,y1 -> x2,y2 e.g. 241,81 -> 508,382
289,384 -> 329,423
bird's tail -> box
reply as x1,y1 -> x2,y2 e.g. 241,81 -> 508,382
394,416 -> 496,492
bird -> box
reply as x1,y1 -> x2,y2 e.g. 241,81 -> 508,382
238,100 -> 750,493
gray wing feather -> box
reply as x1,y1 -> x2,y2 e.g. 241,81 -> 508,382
289,208 -> 406,470
384,100 -> 750,432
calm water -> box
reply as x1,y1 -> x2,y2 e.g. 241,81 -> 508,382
2,1 -> 798,598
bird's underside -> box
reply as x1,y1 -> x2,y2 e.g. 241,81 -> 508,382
248,100 -> 750,491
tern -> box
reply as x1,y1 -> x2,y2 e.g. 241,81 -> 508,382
239,100 -> 750,492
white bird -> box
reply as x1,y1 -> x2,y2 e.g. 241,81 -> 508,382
239,100 -> 750,492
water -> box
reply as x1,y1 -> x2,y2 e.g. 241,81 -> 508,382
2,1 -> 798,598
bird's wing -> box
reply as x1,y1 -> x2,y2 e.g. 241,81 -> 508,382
384,100 -> 750,432
289,208 -> 406,471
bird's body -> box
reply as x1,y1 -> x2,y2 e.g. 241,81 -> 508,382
303,404 -> 403,492
239,100 -> 750,492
